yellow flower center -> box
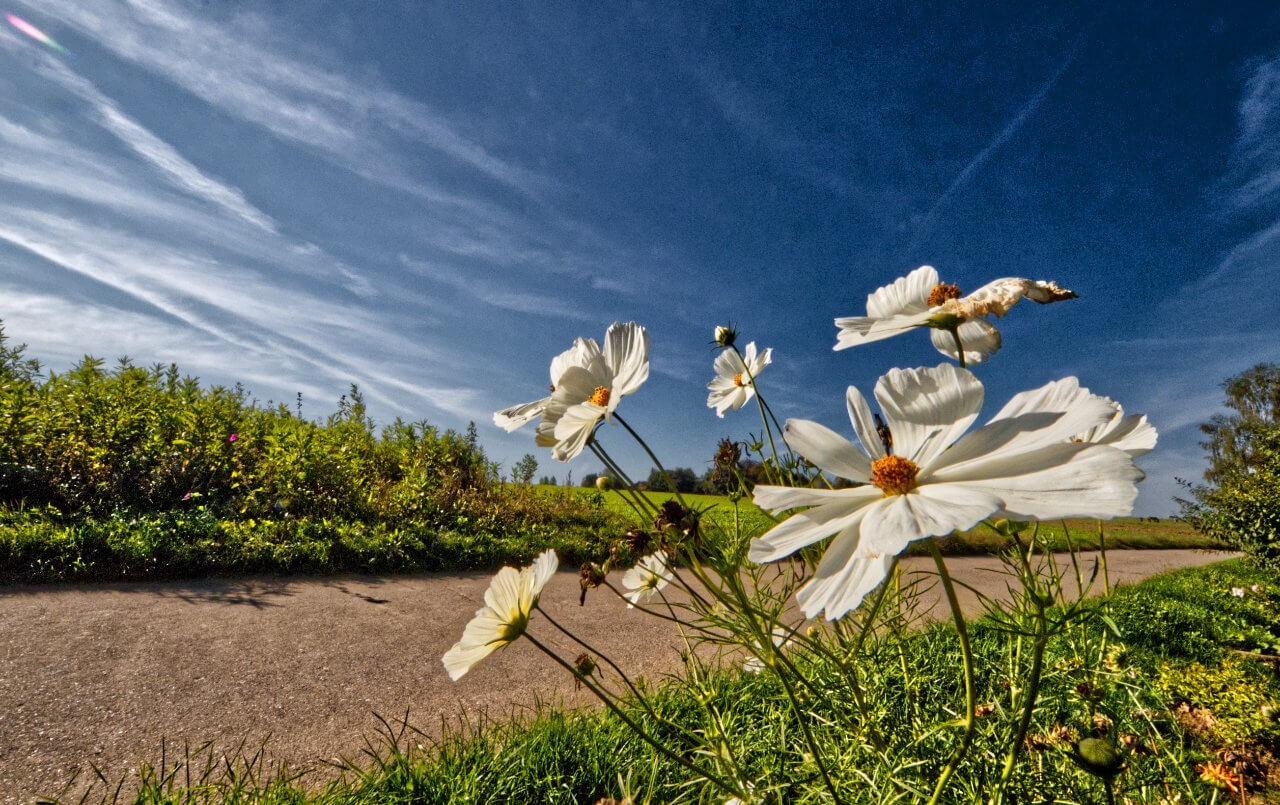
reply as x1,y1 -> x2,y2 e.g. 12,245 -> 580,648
733,372 -> 747,387
588,386 -> 611,406
871,455 -> 920,496
927,282 -> 963,307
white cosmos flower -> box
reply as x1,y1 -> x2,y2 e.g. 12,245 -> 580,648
442,549 -> 558,681
1072,398 -> 1158,457
493,340 -> 594,432
833,266 -> 1078,364
621,550 -> 673,607
536,321 -> 650,462
743,626 -> 796,673
749,364 -> 1145,620
707,341 -> 773,418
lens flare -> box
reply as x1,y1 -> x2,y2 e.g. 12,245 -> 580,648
6,14 -> 70,54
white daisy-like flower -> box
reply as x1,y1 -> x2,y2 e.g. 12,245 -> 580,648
706,341 -> 773,418
1072,398 -> 1158,457
493,340 -> 594,432
743,626 -> 796,673
749,364 -> 1145,620
621,550 -> 673,608
442,549 -> 558,681
833,266 -> 1078,364
536,321 -> 650,462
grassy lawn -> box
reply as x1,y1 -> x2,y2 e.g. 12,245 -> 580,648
529,483 -> 1227,554
61,558 -> 1280,803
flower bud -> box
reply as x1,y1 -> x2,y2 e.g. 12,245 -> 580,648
596,475 -> 613,490
1072,737 -> 1124,778
713,325 -> 738,348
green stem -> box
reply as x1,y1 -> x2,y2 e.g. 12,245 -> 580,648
613,413 -> 689,508
925,540 -> 977,805
1097,520 -> 1110,595
522,631 -> 742,798
992,594 -> 1049,803
949,327 -> 967,369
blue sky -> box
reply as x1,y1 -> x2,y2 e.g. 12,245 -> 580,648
1,1 -> 1278,514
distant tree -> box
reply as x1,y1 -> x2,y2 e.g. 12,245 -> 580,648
537,475 -> 557,486
1180,363 -> 1280,571
1198,363 -> 1280,483
647,467 -> 697,493
513,454 -> 538,485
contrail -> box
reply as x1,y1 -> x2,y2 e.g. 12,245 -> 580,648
910,36 -> 1083,251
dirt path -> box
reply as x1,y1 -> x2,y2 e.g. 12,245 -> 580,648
0,549 -> 1231,802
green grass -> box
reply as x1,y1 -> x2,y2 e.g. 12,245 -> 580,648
57,558 -> 1280,803
530,484 -> 1228,554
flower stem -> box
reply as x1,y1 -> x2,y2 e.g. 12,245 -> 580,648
589,441 -> 656,519
613,413 -> 689,508
992,583 -> 1050,803
730,344 -> 786,483
948,327 -> 967,369
522,631 -> 742,798
926,540 -> 976,805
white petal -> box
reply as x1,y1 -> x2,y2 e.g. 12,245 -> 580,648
859,488 -> 999,557
483,566 -> 523,614
783,418 -> 873,482
933,378 -> 1115,473
551,403 -> 605,461
866,265 -> 939,318
931,443 -> 1144,520
752,483 -> 880,514
749,346 -> 773,375
553,366 -> 604,406
833,311 -> 932,350
795,526 -> 895,620
1105,413 -> 1157,457
603,322 -> 650,397
747,496 -> 876,562
846,384 -> 886,460
873,365 -> 984,467
929,318 -> 1003,365
549,339 -> 593,385
712,350 -> 743,381
493,398 -> 548,432
524,549 -> 559,598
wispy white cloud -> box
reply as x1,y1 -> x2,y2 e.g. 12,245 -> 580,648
32,55 -> 277,233
20,0 -> 546,203
909,38 -> 1081,249
398,254 -> 593,321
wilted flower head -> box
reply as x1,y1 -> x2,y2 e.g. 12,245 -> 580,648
579,562 -> 606,605
654,499 -> 700,545
442,549 -> 558,680
537,322 -> 651,462
714,438 -> 742,469
749,364 -> 1144,620
833,266 -> 1078,364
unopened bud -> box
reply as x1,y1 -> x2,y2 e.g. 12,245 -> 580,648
1072,738 -> 1124,778
596,475 -> 613,490
713,325 -> 738,348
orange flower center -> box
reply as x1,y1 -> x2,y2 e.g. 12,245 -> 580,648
733,373 -> 746,387
549,384 -> 556,393
588,386 -> 611,407
926,282 -> 963,307
871,455 -> 919,496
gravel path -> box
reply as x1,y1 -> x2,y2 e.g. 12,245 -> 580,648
0,548 -> 1231,802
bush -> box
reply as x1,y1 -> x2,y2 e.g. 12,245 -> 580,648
0,324 -> 622,580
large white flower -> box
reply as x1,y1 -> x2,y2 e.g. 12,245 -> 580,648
537,321 -> 650,462
706,341 -> 773,418
621,550 -> 673,607
1073,398 -> 1158,457
493,340 -> 594,432
442,549 -> 558,681
749,364 -> 1144,620
833,266 -> 1077,364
